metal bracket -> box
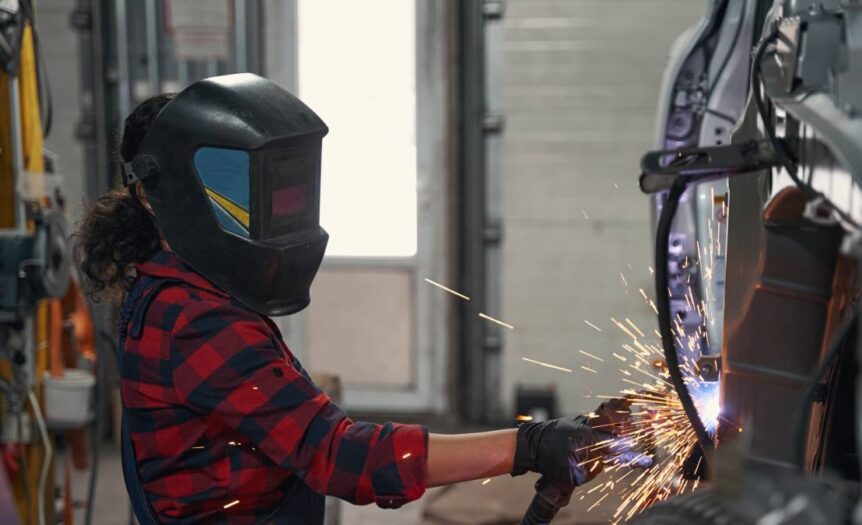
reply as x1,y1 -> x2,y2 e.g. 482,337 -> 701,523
482,0 -> 505,20
482,113 -> 505,134
483,221 -> 503,244
639,139 -> 785,194
697,355 -> 721,382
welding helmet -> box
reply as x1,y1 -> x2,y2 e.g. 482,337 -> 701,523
121,73 -> 329,316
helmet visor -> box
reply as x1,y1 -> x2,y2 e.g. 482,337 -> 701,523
193,146 -> 321,242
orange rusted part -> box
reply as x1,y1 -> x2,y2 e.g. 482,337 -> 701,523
762,186 -> 807,223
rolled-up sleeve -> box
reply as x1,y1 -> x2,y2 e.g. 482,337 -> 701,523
169,298 -> 428,507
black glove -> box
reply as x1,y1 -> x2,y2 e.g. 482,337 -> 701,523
512,416 -> 613,486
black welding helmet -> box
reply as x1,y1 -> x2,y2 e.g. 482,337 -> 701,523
122,73 -> 329,316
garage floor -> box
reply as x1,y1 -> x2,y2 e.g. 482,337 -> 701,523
64,446 -> 624,524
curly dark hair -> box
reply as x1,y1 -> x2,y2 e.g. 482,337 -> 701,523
75,93 -> 176,298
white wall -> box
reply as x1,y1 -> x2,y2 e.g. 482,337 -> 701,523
500,0 -> 708,416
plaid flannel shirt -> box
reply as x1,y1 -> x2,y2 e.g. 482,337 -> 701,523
120,251 -> 428,524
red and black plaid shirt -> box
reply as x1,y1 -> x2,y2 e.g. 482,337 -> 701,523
120,251 -> 428,523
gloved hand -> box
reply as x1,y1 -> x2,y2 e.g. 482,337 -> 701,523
513,398 -> 653,486
512,415 -> 613,486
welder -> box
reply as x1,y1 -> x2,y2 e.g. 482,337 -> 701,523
75,73 -> 633,523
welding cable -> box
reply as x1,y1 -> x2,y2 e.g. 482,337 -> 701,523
793,311 -> 858,470
28,389 -> 52,525
655,177 -> 714,455
751,28 -> 806,190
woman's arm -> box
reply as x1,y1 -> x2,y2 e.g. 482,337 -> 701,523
427,414 -> 626,489
426,430 -> 517,487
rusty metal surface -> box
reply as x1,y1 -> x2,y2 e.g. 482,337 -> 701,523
720,175 -> 843,468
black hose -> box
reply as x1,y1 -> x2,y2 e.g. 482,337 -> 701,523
520,480 -> 573,525
520,493 -> 561,525
793,312 -> 858,470
750,29 -> 808,191
655,177 -> 714,454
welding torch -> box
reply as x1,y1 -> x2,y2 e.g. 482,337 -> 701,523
521,477 -> 574,525
519,398 -> 653,524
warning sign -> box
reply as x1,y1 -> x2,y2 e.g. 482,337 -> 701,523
166,0 -> 233,60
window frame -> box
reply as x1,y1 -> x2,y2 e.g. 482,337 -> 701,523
270,0 -> 454,414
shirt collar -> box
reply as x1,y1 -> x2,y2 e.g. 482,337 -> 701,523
136,251 -> 229,297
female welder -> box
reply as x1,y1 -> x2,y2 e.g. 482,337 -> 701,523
76,74 -> 629,524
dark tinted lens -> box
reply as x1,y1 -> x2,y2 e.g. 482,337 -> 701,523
258,154 -> 318,239
272,183 -> 309,217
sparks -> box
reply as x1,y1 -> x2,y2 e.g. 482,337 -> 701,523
584,319 -> 603,332
424,278 -> 471,301
223,500 -> 240,509
401,452 -> 412,459
482,478 -> 492,486
579,350 -> 604,362
521,357 -> 572,373
478,312 -> 514,330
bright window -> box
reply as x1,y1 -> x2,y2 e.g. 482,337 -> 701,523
297,0 -> 418,257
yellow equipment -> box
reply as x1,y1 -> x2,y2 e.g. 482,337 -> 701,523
0,7 -> 95,524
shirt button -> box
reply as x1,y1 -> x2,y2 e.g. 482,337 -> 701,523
272,367 -> 284,378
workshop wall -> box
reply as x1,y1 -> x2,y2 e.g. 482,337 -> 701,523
500,0 -> 708,416
36,0 -> 84,221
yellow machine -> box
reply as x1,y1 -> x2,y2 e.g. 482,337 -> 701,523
0,4 -> 96,524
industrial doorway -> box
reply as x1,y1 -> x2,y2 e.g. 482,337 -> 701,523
286,0 -> 455,415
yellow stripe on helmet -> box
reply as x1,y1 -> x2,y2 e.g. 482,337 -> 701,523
205,188 -> 250,228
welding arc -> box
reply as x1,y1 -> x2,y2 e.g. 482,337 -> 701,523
655,177 -> 714,456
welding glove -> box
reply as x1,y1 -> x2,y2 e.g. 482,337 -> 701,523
512,415 -> 614,486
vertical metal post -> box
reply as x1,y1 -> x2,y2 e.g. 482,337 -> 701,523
9,78 -> 25,230
458,0 -> 505,424
144,0 -> 161,94
71,0 -> 108,195
114,0 -> 130,121
235,0 -> 248,72
458,0 -> 489,424
178,60 -> 189,87
482,0 -> 505,421
261,0 -> 297,90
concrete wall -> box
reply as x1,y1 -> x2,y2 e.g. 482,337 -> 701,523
500,0 -> 707,416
